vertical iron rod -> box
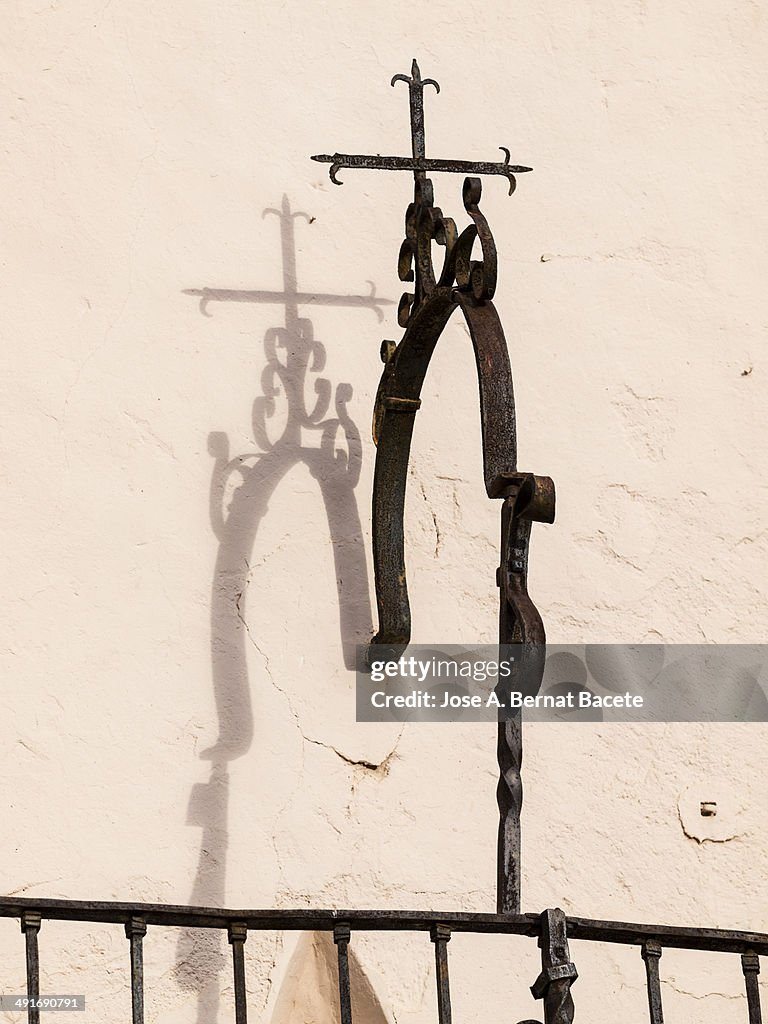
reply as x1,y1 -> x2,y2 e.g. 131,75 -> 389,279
642,941 -> 664,1024
496,495 -> 536,915
742,952 -> 763,1024
125,916 -> 146,1024
496,493 -> 522,916
333,923 -> 353,1024
496,710 -> 522,914
228,922 -> 248,1024
531,908 -> 577,1024
407,65 -> 426,173
430,925 -> 452,1024
20,911 -> 41,1024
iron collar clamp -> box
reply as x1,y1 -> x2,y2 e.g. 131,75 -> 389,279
530,962 -> 579,1001
489,472 -> 556,521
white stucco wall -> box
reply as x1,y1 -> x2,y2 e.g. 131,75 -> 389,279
1,1 -> 766,1021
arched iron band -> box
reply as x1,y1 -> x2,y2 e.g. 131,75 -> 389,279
312,62 -> 553,914
370,287 -> 555,656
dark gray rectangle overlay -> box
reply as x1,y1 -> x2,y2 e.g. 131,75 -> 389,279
356,645 -> 768,722
0,996 -> 85,1011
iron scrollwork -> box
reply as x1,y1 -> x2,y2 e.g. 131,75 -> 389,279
313,61 -> 555,915
394,175 -> 498,331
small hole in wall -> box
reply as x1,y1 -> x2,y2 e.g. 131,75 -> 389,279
700,801 -> 717,817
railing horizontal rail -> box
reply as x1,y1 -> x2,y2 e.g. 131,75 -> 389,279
566,917 -> 768,955
1,897 -> 766,954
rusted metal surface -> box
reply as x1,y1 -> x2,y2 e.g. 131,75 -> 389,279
334,922 -> 354,1024
531,909 -> 578,1024
496,708 -> 524,916
312,151 -> 530,191
641,940 -> 664,1024
3,896 -> 767,952
392,59 -> 437,182
20,911 -> 41,1024
430,925 -> 453,1024
495,474 -> 554,913
742,952 -> 763,1024
314,61 -> 553,916
312,60 -> 530,193
125,916 -> 147,1024
227,922 -> 248,1024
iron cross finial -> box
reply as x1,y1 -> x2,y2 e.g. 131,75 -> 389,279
390,59 -> 440,176
311,60 -> 531,194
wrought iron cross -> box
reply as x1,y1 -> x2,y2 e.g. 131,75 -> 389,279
312,59 -> 531,193
314,61 -> 555,916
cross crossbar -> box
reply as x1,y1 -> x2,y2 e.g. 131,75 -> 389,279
311,59 -> 532,193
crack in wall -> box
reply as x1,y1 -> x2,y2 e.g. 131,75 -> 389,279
584,530 -> 644,572
664,980 -> 746,1001
418,478 -> 441,558
236,582 -> 401,775
677,801 -> 744,845
304,736 -> 400,775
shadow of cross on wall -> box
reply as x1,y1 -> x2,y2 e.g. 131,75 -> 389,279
174,196 -> 391,1023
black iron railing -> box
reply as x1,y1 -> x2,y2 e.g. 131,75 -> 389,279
2,898 -> 765,1024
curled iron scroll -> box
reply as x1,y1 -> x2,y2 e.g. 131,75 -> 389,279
369,177 -> 554,661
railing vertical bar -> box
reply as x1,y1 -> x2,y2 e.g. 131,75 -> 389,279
20,912 -> 41,1024
430,925 -> 452,1024
742,952 -> 763,1024
642,941 -> 664,1024
228,922 -> 248,1024
125,917 -> 147,1024
531,908 -> 577,1024
333,923 -> 353,1024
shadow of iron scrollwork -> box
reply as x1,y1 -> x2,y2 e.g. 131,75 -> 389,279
173,197 -> 391,1023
